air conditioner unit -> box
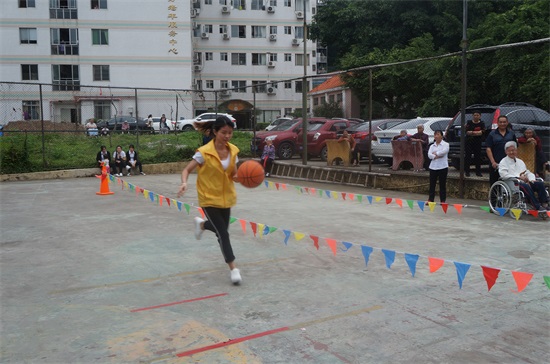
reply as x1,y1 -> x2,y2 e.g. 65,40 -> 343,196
292,38 -> 299,46
193,65 -> 202,72
269,34 -> 277,41
267,61 -> 276,68
267,87 -> 276,95
201,32 -> 209,39
222,33 -> 230,40
191,9 -> 197,17
267,6 -> 275,13
222,6 -> 230,13
295,11 -> 304,19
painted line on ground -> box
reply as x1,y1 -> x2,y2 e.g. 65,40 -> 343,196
130,293 -> 228,312
173,304 -> 383,358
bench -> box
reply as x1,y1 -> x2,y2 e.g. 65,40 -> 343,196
391,140 -> 424,170
326,139 -> 351,167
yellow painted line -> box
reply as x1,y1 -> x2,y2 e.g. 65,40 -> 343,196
288,304 -> 383,330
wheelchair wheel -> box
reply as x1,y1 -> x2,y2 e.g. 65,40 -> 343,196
488,181 -> 514,215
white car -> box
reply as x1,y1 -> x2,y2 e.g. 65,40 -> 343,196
265,117 -> 292,131
371,117 -> 452,164
179,112 -> 237,131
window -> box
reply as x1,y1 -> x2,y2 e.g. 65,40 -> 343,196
337,93 -> 343,103
206,80 -> 214,89
284,26 -> 292,35
19,0 -> 35,8
194,52 -> 202,64
269,53 -> 278,62
94,101 -> 110,120
195,80 -> 202,90
93,65 -> 109,81
22,101 -> 40,120
50,0 -> 78,19
284,0 -> 291,6
284,53 -> 292,62
251,0 -> 262,10
220,52 -> 228,61
313,97 -> 319,106
233,0 -> 245,9
221,80 -> 229,89
20,28 -> 37,44
270,26 -> 277,35
295,54 -> 304,66
219,25 -> 228,33
205,52 -> 213,61
92,29 -> 108,45
270,0 -> 278,5
231,25 -> 246,38
329,94 -> 335,103
295,26 -> 304,39
50,28 -> 79,55
252,81 -> 267,93
284,81 -> 292,89
91,0 -> 106,9
295,81 -> 303,93
52,64 -> 80,91
284,108 -> 292,116
231,53 -> 246,66
251,26 -> 266,38
231,81 -> 246,93
252,53 -> 267,66
205,0 -> 212,4
21,64 -> 38,80
203,24 -> 213,33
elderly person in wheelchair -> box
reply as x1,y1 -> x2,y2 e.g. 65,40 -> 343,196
490,141 -> 549,218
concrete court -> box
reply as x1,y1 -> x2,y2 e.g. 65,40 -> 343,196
0,173 -> 549,364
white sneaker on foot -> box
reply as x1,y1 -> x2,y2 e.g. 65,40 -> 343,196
230,268 -> 242,285
194,217 -> 205,240
127,172 -> 131,176
140,172 -> 146,175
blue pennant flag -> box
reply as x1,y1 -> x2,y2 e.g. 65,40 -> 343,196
149,191 -> 155,202
454,261 -> 471,289
495,207 -> 507,216
264,180 -> 269,188
177,201 -> 182,211
404,253 -> 420,277
282,230 -> 291,245
340,241 -> 353,252
361,245 -> 373,267
382,249 -> 396,269
263,225 -> 270,235
325,190 -> 331,198
417,201 -> 425,211
367,195 -> 373,204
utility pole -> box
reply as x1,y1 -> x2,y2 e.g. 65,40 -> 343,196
459,0 -> 468,198
301,0 -> 308,165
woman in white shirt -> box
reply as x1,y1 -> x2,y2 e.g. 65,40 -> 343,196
427,130 -> 449,203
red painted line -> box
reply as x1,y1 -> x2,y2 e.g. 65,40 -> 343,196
130,293 -> 228,312
176,326 -> 290,357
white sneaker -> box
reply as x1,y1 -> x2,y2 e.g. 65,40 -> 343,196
194,217 -> 205,240
126,165 -> 131,170
140,172 -> 146,175
230,268 -> 242,285
127,172 -> 131,176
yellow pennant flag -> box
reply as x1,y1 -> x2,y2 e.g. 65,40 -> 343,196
143,189 -> 148,198
293,232 -> 305,241
510,208 -> 522,220
331,191 -> 338,199
375,196 -> 383,202
257,223 -> 265,237
428,201 -> 437,212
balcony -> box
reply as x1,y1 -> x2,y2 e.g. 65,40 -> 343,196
51,44 -> 79,55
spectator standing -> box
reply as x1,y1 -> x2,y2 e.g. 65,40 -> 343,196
121,120 -> 130,134
486,115 -> 516,186
126,144 -> 145,176
177,116 -> 242,285
112,145 -> 127,177
96,145 -> 111,173
427,130 -> 449,203
146,114 -> 154,134
411,124 -> 430,170
465,111 -> 486,177
261,138 -> 276,176
518,128 -> 548,177
338,130 -> 358,166
159,114 -> 169,134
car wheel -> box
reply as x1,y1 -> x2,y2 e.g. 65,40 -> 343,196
182,125 -> 194,132
382,157 -> 393,165
278,142 -> 294,160
320,146 -> 328,161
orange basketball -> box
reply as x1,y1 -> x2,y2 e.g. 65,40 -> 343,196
237,160 -> 265,188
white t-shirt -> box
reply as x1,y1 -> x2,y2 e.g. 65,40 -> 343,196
193,151 -> 238,170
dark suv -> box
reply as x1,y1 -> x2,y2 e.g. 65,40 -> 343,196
444,103 -> 550,169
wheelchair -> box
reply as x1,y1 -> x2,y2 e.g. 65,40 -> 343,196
488,178 -> 549,219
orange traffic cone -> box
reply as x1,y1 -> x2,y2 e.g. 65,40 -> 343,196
96,162 -> 114,195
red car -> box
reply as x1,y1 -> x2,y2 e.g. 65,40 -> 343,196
251,118 -> 359,160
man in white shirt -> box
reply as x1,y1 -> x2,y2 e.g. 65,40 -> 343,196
499,141 -> 548,212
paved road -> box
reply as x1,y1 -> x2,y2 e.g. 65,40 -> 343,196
0,174 -> 548,363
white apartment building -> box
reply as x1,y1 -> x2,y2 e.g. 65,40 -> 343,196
1,0 -> 324,128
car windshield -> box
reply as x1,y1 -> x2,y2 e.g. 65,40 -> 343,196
392,119 -> 431,129
271,120 -> 298,131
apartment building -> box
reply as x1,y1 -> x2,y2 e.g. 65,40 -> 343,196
1,0 -> 324,128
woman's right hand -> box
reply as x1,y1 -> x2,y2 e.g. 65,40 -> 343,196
177,183 -> 187,198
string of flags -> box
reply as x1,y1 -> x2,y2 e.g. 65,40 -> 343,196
259,179 -> 550,220
107,174 -> 550,292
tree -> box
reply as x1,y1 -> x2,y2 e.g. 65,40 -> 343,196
313,101 -> 344,118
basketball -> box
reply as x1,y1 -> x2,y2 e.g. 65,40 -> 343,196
237,160 -> 265,188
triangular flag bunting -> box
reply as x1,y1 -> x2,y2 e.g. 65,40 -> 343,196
184,203 -> 191,214
310,235 -> 320,250
510,208 -> 522,220
357,195 -> 363,203
406,200 -> 414,209
239,219 -> 247,233
511,271 -> 533,293
256,223 -> 265,237
294,232 -> 305,241
166,198 -> 170,207
229,217 -> 237,224
325,190 -> 331,198
367,195 -> 373,204
250,222 -> 258,237
453,261 -> 471,289
441,203 -> 448,214
428,201 -> 436,212
544,276 -> 550,289
158,195 -> 163,206
481,266 -> 501,291
361,245 -> 373,267
404,253 -> 419,277
149,191 -> 154,202
348,193 -> 355,201
331,191 -> 338,199
417,201 -> 425,211
385,197 -> 392,205
341,192 -> 347,200
325,238 -> 337,256
453,204 -> 463,214
375,196 -> 383,203
495,207 -> 507,216
381,249 -> 396,269
480,206 -> 491,213
283,230 -> 291,245
340,241 -> 353,252
198,207 -> 205,219
395,198 -> 403,208
528,210 -> 539,217
177,201 -> 182,211
275,183 -> 280,190
268,226 -> 277,234
310,188 -> 316,195
264,180 -> 269,188
304,187 -> 309,194
428,257 -> 445,273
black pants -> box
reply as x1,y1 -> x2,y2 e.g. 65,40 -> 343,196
114,160 -> 126,175
203,207 -> 235,264
422,149 -> 430,170
429,167 -> 448,203
489,165 -> 500,187
351,148 -> 360,165
465,139 -> 483,174
127,160 -> 143,173
262,157 -> 274,174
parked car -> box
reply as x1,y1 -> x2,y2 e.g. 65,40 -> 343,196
372,117 -> 452,165
444,103 -> 550,169
149,117 -> 180,132
346,119 -> 408,160
265,117 -> 292,131
96,116 -> 147,131
251,118 -> 360,160
183,113 -> 237,129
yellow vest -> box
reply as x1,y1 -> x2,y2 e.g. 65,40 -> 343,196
196,141 -> 240,208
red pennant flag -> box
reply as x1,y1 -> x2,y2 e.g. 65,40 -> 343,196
481,266 -> 501,291
310,235 -> 320,250
159,195 -> 163,206
428,257 -> 445,273
441,203 -> 448,214
250,222 -> 257,236
528,210 -> 539,217
348,193 -> 355,201
166,198 -> 170,207
453,204 -> 463,214
325,238 -> 337,256
304,187 -> 309,194
275,183 -> 280,190
385,197 -> 392,205
198,208 -> 205,219
511,271 -> 533,292
395,198 -> 403,208
341,192 -> 347,200
239,219 -> 246,233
